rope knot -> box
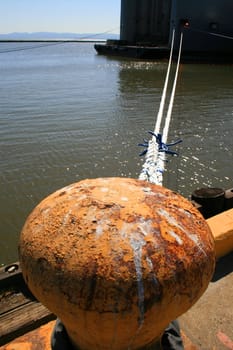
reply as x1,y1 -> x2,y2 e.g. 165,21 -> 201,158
138,131 -> 182,157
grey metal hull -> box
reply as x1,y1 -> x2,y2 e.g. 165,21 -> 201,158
95,0 -> 233,62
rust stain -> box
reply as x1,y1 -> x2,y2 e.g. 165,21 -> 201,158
0,321 -> 55,350
19,177 -> 215,350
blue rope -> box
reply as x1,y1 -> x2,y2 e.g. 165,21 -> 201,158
138,131 -> 182,157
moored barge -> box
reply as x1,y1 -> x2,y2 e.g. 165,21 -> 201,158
95,0 -> 233,62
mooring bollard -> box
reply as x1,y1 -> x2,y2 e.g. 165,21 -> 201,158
19,178 -> 215,350
191,187 -> 225,219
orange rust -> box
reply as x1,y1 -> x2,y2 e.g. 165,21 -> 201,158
19,177 -> 215,350
0,321 -> 198,350
0,321 -> 55,350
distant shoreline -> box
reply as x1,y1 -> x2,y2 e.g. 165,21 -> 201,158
0,39 -> 106,43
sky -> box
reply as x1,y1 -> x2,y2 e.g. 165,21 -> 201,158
0,0 -> 121,34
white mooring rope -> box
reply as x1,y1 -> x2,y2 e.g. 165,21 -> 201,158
139,30 -> 183,186
154,29 -> 175,135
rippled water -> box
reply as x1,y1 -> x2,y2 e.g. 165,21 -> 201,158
0,42 -> 232,264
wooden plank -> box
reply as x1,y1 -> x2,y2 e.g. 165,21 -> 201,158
0,300 -> 55,346
0,262 -> 56,346
0,290 -> 31,314
0,320 -> 56,350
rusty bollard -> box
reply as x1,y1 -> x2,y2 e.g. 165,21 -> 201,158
19,178 -> 215,350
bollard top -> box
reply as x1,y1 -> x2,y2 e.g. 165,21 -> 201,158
19,177 -> 215,350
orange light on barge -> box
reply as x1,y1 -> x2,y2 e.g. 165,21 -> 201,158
19,177 -> 215,350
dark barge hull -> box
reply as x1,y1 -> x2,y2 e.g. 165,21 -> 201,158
95,43 -> 170,60
95,0 -> 233,63
94,43 -> 233,63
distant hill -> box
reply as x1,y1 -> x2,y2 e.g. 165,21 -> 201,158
0,32 -> 120,41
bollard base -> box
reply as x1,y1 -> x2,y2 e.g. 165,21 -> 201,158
51,319 -> 184,350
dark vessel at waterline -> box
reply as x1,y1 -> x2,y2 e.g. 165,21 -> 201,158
95,0 -> 233,62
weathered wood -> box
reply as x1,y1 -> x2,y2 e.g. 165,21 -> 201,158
0,263 -> 55,346
0,299 -> 55,346
0,289 -> 31,314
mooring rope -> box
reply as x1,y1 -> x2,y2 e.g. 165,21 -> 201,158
154,29 -> 175,135
183,25 -> 233,41
139,30 -> 183,186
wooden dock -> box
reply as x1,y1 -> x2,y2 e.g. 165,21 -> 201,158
0,263 -> 55,346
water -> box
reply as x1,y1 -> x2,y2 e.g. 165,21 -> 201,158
0,42 -> 232,265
